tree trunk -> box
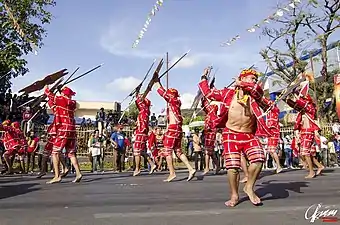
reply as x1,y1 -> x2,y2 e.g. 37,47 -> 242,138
320,36 -> 329,81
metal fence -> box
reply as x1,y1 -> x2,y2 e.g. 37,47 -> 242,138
0,123 -> 334,156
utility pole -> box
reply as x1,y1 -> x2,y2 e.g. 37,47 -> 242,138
166,52 -> 169,124
166,52 -> 169,89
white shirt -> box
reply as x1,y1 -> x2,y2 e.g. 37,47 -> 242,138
332,123 -> 340,134
320,136 -> 328,149
328,142 -> 336,153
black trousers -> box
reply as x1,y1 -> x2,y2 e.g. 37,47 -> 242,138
26,152 -> 35,172
194,151 -> 204,171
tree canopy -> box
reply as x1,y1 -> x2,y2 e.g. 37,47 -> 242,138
0,0 -> 56,94
260,0 -> 339,123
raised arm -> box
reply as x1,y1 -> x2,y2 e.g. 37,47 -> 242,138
199,79 -> 224,102
238,81 -> 264,102
285,94 -> 315,116
258,96 -> 273,112
135,96 -> 142,111
44,86 -> 56,103
156,82 -> 172,102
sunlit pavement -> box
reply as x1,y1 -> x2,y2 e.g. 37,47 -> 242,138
0,168 -> 340,225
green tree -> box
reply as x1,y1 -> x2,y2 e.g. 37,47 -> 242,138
126,102 -> 139,121
315,68 -> 340,123
260,1 -> 339,123
0,0 -> 56,94
182,115 -> 205,125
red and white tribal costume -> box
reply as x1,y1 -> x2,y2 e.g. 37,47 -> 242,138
266,102 -> 280,153
286,94 -> 320,157
43,98 -> 57,157
0,120 -> 20,157
148,130 -> 164,158
199,71 -> 272,170
201,97 -> 218,156
157,86 -> 184,157
44,87 -> 77,157
291,137 -> 299,158
11,122 -> 27,156
133,95 -> 151,156
27,136 -> 39,154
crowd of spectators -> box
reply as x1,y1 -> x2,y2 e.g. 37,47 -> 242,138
0,89 -> 49,126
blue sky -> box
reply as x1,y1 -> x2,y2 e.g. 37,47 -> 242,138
10,0 -> 337,114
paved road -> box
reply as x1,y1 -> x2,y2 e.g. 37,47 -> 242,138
0,168 -> 339,225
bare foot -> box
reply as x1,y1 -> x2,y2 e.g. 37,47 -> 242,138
224,195 -> 239,207
163,174 -> 176,182
72,174 -> 83,183
36,172 -> 46,178
276,167 -> 283,174
240,177 -> 248,183
202,169 -> 209,175
215,167 -> 221,175
305,172 -> 316,179
133,170 -> 141,176
316,166 -> 324,176
243,186 -> 262,206
149,165 -> 157,174
215,167 -> 222,175
61,169 -> 69,178
187,169 -> 196,181
46,177 -> 61,184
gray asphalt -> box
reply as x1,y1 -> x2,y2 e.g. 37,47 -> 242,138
0,168 -> 340,225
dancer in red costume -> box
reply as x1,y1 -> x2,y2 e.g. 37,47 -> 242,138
26,130 -> 39,173
201,97 -> 221,175
133,94 -> 157,176
148,127 -> 165,170
154,78 -> 196,182
12,121 -> 27,173
0,120 -> 19,174
37,98 -> 68,178
199,68 -> 272,207
265,101 -> 283,174
284,91 -> 324,178
44,85 -> 82,183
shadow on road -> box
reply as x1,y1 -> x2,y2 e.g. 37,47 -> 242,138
320,169 -> 335,174
258,169 -> 293,180
0,183 -> 41,200
0,177 -> 36,184
238,180 -> 309,205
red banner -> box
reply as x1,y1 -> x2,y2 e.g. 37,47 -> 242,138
334,74 -> 340,120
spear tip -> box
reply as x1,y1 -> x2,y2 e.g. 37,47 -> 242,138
186,49 -> 191,54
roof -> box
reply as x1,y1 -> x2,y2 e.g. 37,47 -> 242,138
47,115 -> 95,125
265,40 -> 339,77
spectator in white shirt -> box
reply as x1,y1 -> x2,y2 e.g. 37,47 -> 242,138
282,135 -> 293,169
319,132 -> 328,166
88,130 -> 104,172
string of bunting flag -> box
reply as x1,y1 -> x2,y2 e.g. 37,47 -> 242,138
220,0 -> 301,47
132,0 -> 164,48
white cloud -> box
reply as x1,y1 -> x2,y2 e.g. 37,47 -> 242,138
170,56 -> 197,68
99,20 -> 162,59
180,92 -> 196,109
106,76 -> 141,92
99,20 -> 268,74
